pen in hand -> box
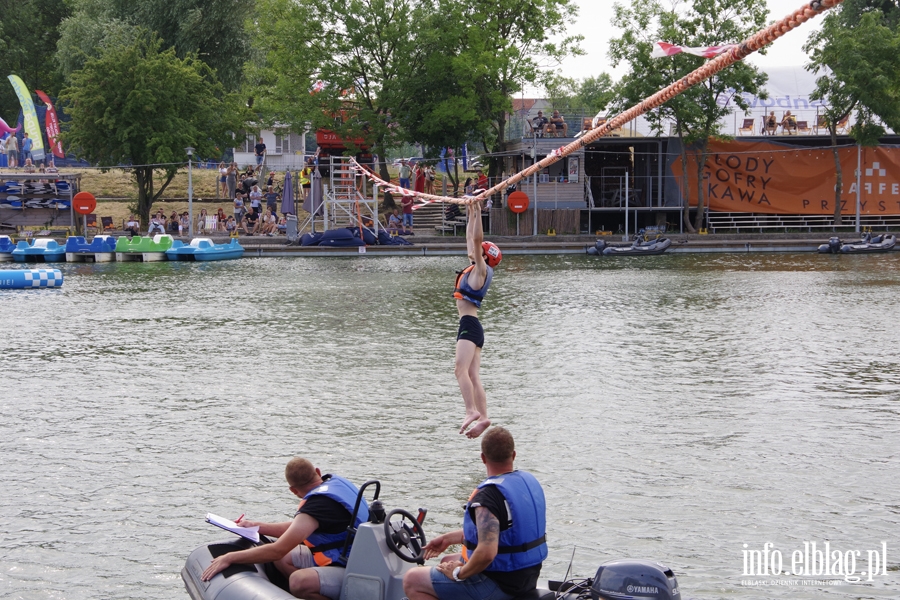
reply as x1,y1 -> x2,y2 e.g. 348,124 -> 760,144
235,514 -> 244,524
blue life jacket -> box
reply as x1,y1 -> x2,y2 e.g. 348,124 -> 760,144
453,264 -> 493,308
299,474 -> 368,566
461,471 -> 547,572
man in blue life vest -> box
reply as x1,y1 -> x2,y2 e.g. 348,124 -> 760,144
453,199 -> 502,439
402,427 -> 547,600
201,458 -> 369,600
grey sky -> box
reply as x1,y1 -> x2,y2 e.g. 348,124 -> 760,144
559,0 -> 823,82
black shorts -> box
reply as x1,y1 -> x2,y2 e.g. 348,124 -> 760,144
457,315 -> 484,348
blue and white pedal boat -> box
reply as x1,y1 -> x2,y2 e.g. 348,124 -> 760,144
166,238 -> 244,261
12,238 -> 66,263
0,235 -> 15,262
65,235 -> 118,262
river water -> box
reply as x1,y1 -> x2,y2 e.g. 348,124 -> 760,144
1,253 -> 898,600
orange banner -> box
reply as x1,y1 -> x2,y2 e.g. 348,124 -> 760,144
671,140 -> 900,215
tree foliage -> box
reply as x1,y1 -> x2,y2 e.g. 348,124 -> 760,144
0,0 -> 70,120
247,0 -> 581,188
610,0 -> 768,232
57,0 -> 249,90
59,34 -> 245,225
804,0 -> 900,225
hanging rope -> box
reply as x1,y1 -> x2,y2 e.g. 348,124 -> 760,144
351,0 -> 845,206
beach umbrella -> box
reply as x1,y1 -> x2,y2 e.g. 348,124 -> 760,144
281,170 -> 295,215
304,167 -> 323,216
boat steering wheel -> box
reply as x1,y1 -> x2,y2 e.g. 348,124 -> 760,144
384,509 -> 427,563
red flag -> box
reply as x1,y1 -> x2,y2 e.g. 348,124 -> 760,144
35,90 -> 64,159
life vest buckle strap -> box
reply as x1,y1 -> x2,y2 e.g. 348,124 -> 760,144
463,534 -> 546,555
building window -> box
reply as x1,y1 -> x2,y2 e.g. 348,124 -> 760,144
275,131 -> 289,155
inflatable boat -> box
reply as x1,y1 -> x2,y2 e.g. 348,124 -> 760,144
182,480 -> 681,600
115,234 -> 173,262
166,238 -> 244,261
818,233 -> 896,254
65,235 -> 118,262
11,238 -> 66,263
587,236 -> 672,256
0,235 -> 15,262
0,268 -> 64,289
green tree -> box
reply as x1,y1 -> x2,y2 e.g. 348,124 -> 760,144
610,0 -> 768,232
805,1 -> 900,225
59,35 -> 245,225
448,0 -> 582,172
0,0 -> 70,121
247,0 -> 429,197
56,0 -> 249,90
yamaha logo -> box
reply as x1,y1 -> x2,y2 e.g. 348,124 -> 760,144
626,584 -> 659,594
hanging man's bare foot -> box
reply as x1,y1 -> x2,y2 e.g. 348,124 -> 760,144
465,418 -> 491,439
460,411 -> 481,435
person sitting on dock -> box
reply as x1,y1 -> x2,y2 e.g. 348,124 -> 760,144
148,211 -> 166,235
453,199 -> 502,439
241,209 -> 260,235
201,457 -> 370,600
388,209 -> 403,235
125,215 -> 140,237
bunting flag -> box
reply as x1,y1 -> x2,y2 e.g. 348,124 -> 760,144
651,42 -> 737,59
8,75 -> 45,161
35,90 -> 64,159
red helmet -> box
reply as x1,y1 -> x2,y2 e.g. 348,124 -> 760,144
482,241 -> 502,267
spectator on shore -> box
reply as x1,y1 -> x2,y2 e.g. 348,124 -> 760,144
225,216 -> 237,234
23,158 -> 36,173
167,211 -> 180,234
234,191 -> 246,225
5,133 -> 18,168
476,170 -> 488,191
241,208 -> 260,235
125,215 -> 140,237
399,160 -> 411,189
266,170 -> 276,189
259,208 -> 277,236
197,208 -> 209,234
216,207 -> 228,231
180,211 -> 190,236
781,111 -> 797,135
464,177 -> 475,196
22,132 -> 33,162
218,162 -> 228,197
148,211 -> 166,235
226,162 -> 238,198
388,208 -> 402,235
249,184 -> 263,215
425,165 -> 436,195
765,111 -> 777,134
45,159 -> 58,174
529,111 -> 548,137
414,162 -> 426,194
264,185 -> 279,216
401,194 -> 414,233
547,110 -> 568,137
299,161 -> 313,200
254,137 -> 266,172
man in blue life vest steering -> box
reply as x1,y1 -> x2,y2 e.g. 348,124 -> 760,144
453,198 -> 502,439
402,426 -> 547,600
201,458 -> 369,600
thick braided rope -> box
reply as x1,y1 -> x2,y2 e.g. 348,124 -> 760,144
352,0 -> 844,206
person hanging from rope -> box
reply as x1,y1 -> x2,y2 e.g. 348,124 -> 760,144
453,199 -> 502,439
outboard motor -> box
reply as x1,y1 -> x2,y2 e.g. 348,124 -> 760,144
827,237 -> 841,253
590,559 -> 680,600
